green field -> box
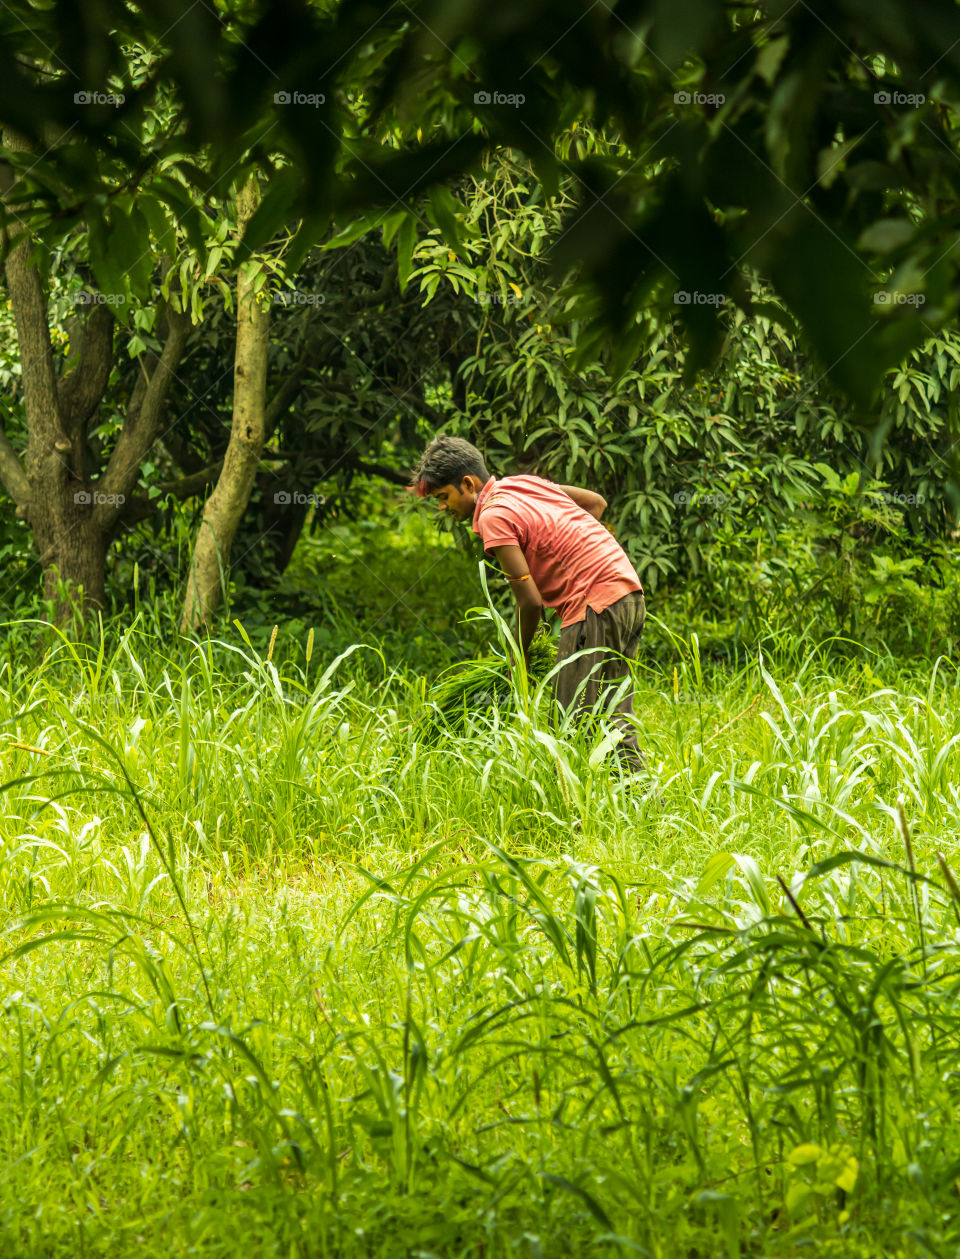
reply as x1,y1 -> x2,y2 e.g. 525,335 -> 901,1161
2,616 -> 959,1258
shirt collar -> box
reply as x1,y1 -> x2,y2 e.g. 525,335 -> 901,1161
471,475 -> 498,531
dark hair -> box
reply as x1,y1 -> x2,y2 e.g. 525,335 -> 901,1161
411,434 -> 489,496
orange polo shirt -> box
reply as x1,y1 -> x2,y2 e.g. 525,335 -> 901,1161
472,475 -> 642,628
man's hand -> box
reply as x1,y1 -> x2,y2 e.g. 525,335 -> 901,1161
559,483 -> 607,520
493,543 -> 543,669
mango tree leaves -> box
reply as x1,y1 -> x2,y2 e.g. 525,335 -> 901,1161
3,0 -> 960,408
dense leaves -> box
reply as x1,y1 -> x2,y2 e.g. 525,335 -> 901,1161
3,1 -> 960,398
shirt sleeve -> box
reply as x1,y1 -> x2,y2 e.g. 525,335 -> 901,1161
476,505 -> 524,551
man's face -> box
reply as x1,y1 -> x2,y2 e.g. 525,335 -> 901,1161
430,479 -> 478,522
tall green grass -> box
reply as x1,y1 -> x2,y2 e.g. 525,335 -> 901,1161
2,617 -> 960,1257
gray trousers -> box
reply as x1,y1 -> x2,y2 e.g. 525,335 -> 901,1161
553,590 -> 646,771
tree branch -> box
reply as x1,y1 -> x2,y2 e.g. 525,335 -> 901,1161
58,301 -> 115,437
94,303 -> 189,531
263,334 -> 333,443
1,126 -> 70,486
0,427 -> 30,507
343,267 -> 394,316
260,450 -> 413,487
115,461 -> 223,527
352,457 -> 413,486
386,382 -> 447,429
180,174 -> 270,632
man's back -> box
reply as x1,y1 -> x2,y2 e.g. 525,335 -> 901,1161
472,474 -> 642,627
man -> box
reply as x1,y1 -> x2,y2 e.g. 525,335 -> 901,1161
411,434 -> 647,770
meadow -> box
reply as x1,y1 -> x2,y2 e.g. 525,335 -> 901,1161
2,600 -> 960,1258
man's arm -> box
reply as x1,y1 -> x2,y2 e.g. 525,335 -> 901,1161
492,544 -> 543,667
559,483 -> 607,519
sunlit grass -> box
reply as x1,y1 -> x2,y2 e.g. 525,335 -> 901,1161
1,617 -> 960,1257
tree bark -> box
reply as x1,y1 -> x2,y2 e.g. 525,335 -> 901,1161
1,127 -> 192,621
93,301 -> 189,535
1,126 -> 99,615
180,175 -> 271,632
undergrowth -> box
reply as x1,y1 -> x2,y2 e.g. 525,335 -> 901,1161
1,615 -> 960,1257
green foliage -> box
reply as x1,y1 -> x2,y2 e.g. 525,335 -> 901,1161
412,625 -> 557,741
382,150 -> 960,656
5,2 -> 960,402
3,625 -> 960,1254
230,491 -> 490,673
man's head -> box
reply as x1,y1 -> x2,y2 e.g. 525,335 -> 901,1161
411,435 -> 490,521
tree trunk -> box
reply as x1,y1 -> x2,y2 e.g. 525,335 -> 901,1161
2,129 -> 189,626
180,176 -> 271,632
1,126 -> 104,621
34,508 -> 109,612
2,127 -> 193,624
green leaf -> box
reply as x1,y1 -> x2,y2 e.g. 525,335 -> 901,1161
85,207 -> 130,320
397,214 -> 417,292
857,219 -> 916,252
427,185 -> 465,254
138,194 -> 176,258
731,853 -> 770,914
323,211 -> 384,251
237,167 -> 301,260
380,207 -> 407,248
540,1173 -> 613,1229
285,212 -> 332,273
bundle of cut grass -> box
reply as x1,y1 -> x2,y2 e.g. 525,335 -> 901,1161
412,630 -> 558,740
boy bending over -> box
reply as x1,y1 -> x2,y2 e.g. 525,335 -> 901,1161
412,435 -> 647,771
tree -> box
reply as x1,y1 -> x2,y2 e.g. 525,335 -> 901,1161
180,176 -> 271,630
0,125 -> 189,612
2,1 -> 960,405
0,23 -> 464,617
388,146 -> 960,648
4,0 -> 960,625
